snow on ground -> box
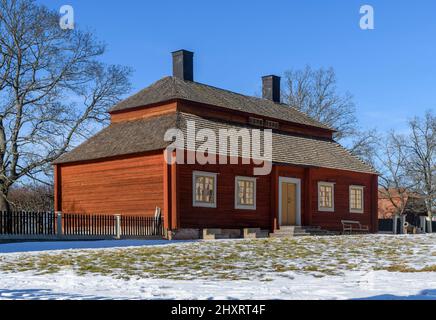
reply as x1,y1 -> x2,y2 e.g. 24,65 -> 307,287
1,269 -> 436,300
0,235 -> 436,300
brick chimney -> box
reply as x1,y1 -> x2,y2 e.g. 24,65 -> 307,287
262,75 -> 281,103
172,50 -> 194,82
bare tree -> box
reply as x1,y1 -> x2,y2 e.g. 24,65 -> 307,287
8,183 -> 53,211
403,111 -> 436,232
348,129 -> 379,168
283,66 -> 357,140
0,0 -> 131,210
376,132 -> 413,217
282,66 -> 378,163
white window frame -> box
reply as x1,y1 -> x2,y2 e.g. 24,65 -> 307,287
192,171 -> 218,208
349,185 -> 365,214
318,182 -> 335,212
235,176 -> 257,210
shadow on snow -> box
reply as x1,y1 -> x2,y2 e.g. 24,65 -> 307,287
354,289 -> 436,300
0,240 -> 194,253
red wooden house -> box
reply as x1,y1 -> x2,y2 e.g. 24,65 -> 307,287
53,50 -> 378,238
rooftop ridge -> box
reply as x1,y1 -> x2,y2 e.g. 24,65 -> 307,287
170,77 -> 335,130
109,76 -> 334,131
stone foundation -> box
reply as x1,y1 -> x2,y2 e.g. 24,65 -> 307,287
221,229 -> 242,238
202,228 -> 268,240
167,228 -> 270,240
167,229 -> 200,240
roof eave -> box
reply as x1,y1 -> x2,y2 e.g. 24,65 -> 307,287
108,97 -> 336,134
109,98 -> 179,115
52,148 -> 167,166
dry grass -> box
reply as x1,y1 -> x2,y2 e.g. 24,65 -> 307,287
1,234 -> 435,281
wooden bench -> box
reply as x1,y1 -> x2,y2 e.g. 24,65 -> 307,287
341,220 -> 369,234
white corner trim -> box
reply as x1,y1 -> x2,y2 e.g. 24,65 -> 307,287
234,176 -> 257,210
278,177 -> 302,226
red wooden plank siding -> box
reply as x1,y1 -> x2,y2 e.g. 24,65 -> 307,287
171,153 -> 179,229
176,161 -> 377,232
304,167 -> 313,227
54,164 -> 62,212
371,175 -> 379,233
163,150 -> 172,230
270,166 -> 278,232
309,167 -> 376,231
110,102 -> 177,123
56,148 -> 378,232
177,160 -> 272,229
58,151 -> 164,216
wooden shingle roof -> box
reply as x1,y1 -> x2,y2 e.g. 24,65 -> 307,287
55,112 -> 376,174
178,113 -> 376,174
109,76 -> 333,131
54,113 -> 177,164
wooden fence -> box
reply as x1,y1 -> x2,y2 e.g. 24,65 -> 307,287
0,211 -> 164,239
378,218 -> 398,233
121,216 -> 164,237
63,213 -> 116,236
379,217 -> 435,234
0,211 -> 55,235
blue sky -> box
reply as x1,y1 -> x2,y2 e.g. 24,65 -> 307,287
40,0 -> 436,133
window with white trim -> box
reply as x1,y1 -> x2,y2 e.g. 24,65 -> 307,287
350,185 -> 364,213
235,176 -> 257,210
193,171 -> 217,208
318,182 -> 335,212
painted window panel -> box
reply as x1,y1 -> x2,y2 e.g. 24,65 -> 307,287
193,172 -> 217,208
350,186 -> 364,213
318,182 -> 335,212
235,177 -> 257,210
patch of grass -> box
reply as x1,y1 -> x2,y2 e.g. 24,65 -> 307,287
1,234 -> 436,281
380,264 -> 436,273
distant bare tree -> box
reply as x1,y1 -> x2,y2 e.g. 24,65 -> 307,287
348,129 -> 379,168
377,132 -> 413,216
8,183 -> 53,211
0,0 -> 131,210
282,66 -> 378,163
283,66 -> 356,140
403,111 -> 436,232
377,112 -> 436,230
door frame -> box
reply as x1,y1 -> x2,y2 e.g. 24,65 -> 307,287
278,177 -> 302,226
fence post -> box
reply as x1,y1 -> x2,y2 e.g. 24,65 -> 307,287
393,214 -> 398,234
400,215 -> 406,234
56,211 -> 63,237
420,216 -> 427,233
114,214 -> 121,239
427,215 -> 433,234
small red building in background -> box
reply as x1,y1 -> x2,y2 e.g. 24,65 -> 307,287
378,188 -> 427,219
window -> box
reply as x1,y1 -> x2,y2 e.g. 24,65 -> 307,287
350,186 -> 364,213
318,182 -> 335,212
235,176 -> 257,210
249,117 -> 264,127
265,120 -> 279,129
193,171 -> 217,208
